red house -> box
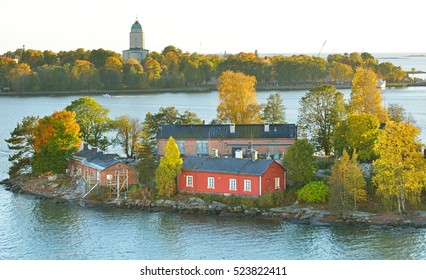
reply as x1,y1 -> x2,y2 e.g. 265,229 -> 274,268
178,156 -> 286,197
68,143 -> 137,198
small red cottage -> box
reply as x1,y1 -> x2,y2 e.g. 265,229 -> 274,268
178,156 -> 286,197
68,143 -> 137,197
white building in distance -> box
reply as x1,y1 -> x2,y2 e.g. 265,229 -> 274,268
123,19 -> 149,61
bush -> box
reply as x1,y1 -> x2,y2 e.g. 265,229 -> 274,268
297,181 -> 330,203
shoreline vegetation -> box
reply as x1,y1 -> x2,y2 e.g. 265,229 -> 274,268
0,81 -> 424,97
2,175 -> 426,229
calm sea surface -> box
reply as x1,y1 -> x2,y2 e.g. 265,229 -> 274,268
1,55 -> 426,259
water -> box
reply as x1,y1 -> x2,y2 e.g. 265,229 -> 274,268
2,67 -> 426,259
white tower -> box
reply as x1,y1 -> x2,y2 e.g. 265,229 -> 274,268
123,19 -> 149,61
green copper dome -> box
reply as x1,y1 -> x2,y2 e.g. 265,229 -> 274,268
131,20 -> 142,30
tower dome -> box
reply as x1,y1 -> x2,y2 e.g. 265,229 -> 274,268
131,20 -> 142,31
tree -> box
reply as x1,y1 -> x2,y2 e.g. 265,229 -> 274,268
32,110 -> 81,174
297,84 -> 345,155
282,139 -> 317,188
349,67 -> 388,123
217,70 -> 262,124
373,121 -> 426,214
154,136 -> 182,198
261,93 -> 286,123
65,97 -> 112,150
328,150 -> 367,214
330,61 -> 353,84
333,113 -> 380,162
7,63 -> 33,92
70,60 -> 98,90
5,116 -> 39,178
114,115 -> 143,158
387,103 -> 416,124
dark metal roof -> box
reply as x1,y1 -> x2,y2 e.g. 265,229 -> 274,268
72,146 -> 120,170
181,156 -> 282,176
157,124 -> 297,140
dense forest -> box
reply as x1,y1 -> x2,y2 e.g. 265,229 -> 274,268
0,46 -> 408,92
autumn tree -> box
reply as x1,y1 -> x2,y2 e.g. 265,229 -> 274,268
32,110 -> 81,174
114,115 -> 143,158
330,61 -> 353,84
5,116 -> 39,178
387,103 -> 416,124
298,84 -> 346,155
217,70 -> 262,124
328,150 -> 367,214
70,60 -> 99,90
65,97 -> 112,150
261,93 -> 286,123
282,139 -> 317,188
7,63 -> 34,92
154,136 -> 183,198
333,113 -> 380,162
349,67 -> 388,123
373,121 -> 426,214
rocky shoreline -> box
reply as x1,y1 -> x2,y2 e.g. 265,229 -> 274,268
2,175 -> 426,229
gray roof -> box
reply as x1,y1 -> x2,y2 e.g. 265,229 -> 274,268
181,156 -> 282,176
72,147 -> 120,171
157,124 -> 297,140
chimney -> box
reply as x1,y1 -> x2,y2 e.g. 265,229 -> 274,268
210,148 -> 218,158
264,123 -> 270,132
83,143 -> 89,151
251,150 -> 258,161
230,123 -> 235,133
235,149 -> 243,159
92,147 -> 98,155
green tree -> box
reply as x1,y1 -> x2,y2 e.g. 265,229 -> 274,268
333,113 -> 380,162
297,181 -> 330,203
261,93 -> 286,123
298,84 -> 345,155
155,136 -> 183,198
5,116 -> 39,178
32,110 -> 81,174
282,139 -> 317,188
373,121 -> 426,214
114,115 -> 143,158
387,103 -> 415,124
328,150 -> 367,214
65,96 -> 112,150
349,67 -> 388,123
217,70 -> 262,124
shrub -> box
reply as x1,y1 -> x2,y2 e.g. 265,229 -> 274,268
297,181 -> 330,203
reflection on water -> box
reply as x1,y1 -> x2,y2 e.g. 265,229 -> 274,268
1,187 -> 426,260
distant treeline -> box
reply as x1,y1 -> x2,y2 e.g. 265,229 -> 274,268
0,46 -> 408,92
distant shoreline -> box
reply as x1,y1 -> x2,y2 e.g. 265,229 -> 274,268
1,83 -> 420,97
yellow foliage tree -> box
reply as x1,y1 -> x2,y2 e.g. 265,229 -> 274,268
373,121 -> 426,214
328,150 -> 366,214
155,136 -> 183,198
217,70 -> 262,124
349,67 -> 388,123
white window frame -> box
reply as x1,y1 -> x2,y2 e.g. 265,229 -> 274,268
229,179 -> 237,191
208,177 -> 215,189
186,175 -> 193,187
275,177 -> 280,189
244,180 -> 251,192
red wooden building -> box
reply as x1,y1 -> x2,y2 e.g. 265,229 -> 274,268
178,156 -> 286,197
68,143 -> 137,198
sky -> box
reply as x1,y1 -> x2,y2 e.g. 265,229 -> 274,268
1,0 -> 425,55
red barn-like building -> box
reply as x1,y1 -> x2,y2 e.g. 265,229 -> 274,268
178,156 -> 286,197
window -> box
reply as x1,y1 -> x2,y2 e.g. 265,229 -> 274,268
196,140 -> 209,155
244,180 -> 251,192
275,177 -> 280,189
229,179 -> 236,191
176,140 -> 186,155
186,175 -> 193,187
106,174 -> 113,181
208,177 -> 215,189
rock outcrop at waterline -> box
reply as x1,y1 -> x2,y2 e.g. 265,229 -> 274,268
2,175 -> 426,228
